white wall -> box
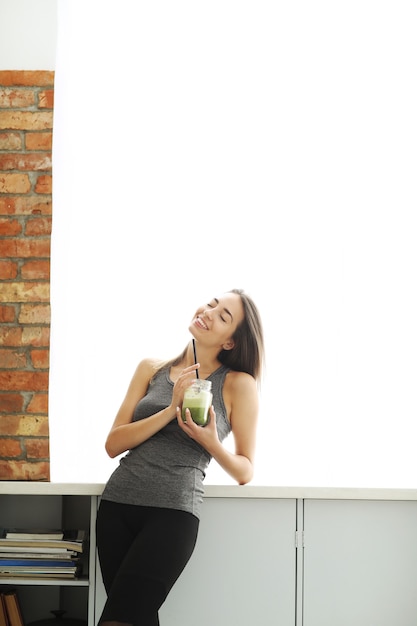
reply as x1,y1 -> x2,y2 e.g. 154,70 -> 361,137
49,1 -> 417,488
0,0 -> 56,70
4,0 -> 417,490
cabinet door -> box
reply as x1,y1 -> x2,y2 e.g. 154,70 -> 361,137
96,498 -> 297,626
303,499 -> 417,626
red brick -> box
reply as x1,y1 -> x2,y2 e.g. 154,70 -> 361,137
35,175 -> 52,194
0,415 -> 21,435
0,111 -> 53,131
0,153 -> 52,171
19,304 -> 51,324
0,349 -> 27,369
21,415 -> 49,436
25,437 -> 49,459
0,132 -> 22,150
26,132 -> 53,151
21,327 -> 50,347
24,216 -> 52,236
0,260 -> 18,279
0,436 -> 22,456
0,415 -> 49,436
21,260 -> 50,280
0,393 -> 25,412
0,196 -> 52,216
0,305 -> 16,323
0,437 -> 22,457
0,71 -> 54,87
0,173 -> 31,194
30,349 -> 49,369
0,238 -> 51,258
0,283 -> 50,304
38,90 -> 54,109
0,70 -> 55,87
0,459 -> 50,480
0,88 -> 35,108
0,371 -> 49,392
0,218 -> 22,236
26,393 -> 48,414
0,327 -> 24,347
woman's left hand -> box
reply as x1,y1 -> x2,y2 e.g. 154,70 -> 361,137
176,405 -> 219,451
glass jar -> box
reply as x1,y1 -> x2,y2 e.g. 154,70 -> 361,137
181,379 -> 212,426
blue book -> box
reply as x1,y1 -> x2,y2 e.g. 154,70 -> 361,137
0,558 -> 77,567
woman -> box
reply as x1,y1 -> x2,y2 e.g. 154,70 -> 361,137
96,288 -> 264,626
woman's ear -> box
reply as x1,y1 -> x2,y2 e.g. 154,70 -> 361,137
222,339 -> 235,351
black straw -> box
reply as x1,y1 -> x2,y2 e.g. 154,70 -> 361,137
192,338 -> 199,378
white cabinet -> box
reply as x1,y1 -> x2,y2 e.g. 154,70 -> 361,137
302,499 -> 417,626
3,484 -> 417,626
95,497 -> 298,626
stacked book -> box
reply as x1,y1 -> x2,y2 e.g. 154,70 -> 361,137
0,528 -> 88,580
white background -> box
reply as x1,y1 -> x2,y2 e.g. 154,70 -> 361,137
4,1 -> 417,488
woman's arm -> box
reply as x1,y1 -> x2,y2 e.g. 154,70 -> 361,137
105,359 -> 200,458
105,358 -> 172,458
176,371 -> 259,484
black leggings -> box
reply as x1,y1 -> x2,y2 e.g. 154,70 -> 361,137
96,499 -> 199,626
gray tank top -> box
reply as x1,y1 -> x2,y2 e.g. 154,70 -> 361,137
101,364 -> 231,519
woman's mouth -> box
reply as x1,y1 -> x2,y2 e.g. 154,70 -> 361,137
195,316 -> 208,330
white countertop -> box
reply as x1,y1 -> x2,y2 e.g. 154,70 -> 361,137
1,482 -> 417,501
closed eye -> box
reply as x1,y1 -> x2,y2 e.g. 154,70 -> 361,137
207,298 -> 232,323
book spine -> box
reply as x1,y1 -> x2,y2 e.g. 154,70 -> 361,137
0,595 -> 9,626
3,591 -> 24,626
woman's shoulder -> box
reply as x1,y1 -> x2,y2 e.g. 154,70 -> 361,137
224,368 -> 257,391
222,370 -> 258,418
139,356 -> 165,368
134,357 -> 166,380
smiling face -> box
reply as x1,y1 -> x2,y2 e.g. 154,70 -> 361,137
189,292 -> 245,351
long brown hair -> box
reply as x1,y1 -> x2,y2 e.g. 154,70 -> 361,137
217,288 -> 264,382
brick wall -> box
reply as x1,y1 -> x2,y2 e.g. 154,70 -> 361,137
0,70 -> 54,481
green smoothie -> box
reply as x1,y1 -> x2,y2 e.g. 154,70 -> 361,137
181,381 -> 212,426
